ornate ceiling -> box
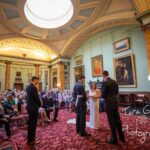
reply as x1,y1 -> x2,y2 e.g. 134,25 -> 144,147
0,0 -> 145,61
0,38 -> 58,61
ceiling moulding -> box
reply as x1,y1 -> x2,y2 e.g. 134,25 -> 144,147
0,24 -> 11,35
0,0 -> 110,41
61,17 -> 137,57
0,56 -> 51,65
0,38 -> 59,61
80,0 -> 98,4
50,40 -> 67,51
104,0 -> 135,16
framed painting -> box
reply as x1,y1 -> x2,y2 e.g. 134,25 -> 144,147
113,54 -> 136,87
74,55 -> 83,66
16,72 -> 21,77
53,77 -> 57,88
28,73 -> 32,78
114,38 -> 130,53
74,65 -> 84,83
91,55 -> 103,77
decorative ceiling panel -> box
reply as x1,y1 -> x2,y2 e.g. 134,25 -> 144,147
0,24 -> 11,35
0,0 -> 105,41
25,27 -> 43,38
79,8 -> 95,17
0,0 -> 16,5
16,21 -> 27,30
70,20 -> 84,29
3,9 -> 19,19
59,29 -> 69,35
48,31 -> 57,38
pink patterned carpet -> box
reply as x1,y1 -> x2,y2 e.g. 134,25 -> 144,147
0,109 -> 150,150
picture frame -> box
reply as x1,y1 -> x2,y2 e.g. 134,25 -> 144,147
16,72 -> 21,77
74,55 -> 83,66
113,54 -> 136,87
74,65 -> 84,83
91,55 -> 103,77
28,73 -> 32,78
53,77 -> 57,88
114,38 -> 130,53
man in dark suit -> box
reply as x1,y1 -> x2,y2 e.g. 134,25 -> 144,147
101,71 -> 125,145
26,76 -> 41,145
73,75 -> 91,137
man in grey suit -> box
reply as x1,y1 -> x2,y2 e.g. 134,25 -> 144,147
101,71 -> 125,145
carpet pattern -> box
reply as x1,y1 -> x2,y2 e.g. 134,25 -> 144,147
0,109 -> 150,150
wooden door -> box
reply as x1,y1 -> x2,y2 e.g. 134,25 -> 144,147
14,83 -> 23,90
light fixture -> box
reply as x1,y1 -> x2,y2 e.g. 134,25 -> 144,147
148,75 -> 150,81
57,83 -> 60,87
24,0 -> 74,29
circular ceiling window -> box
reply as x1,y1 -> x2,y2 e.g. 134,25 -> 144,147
24,0 -> 74,29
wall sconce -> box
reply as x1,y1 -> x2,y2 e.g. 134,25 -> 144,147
148,75 -> 150,81
57,83 -> 60,87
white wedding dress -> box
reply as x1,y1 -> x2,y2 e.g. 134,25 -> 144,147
89,89 -> 100,129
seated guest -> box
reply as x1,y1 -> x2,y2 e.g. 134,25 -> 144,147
50,90 -> 59,121
65,91 -> 73,107
38,106 -> 51,126
42,92 -> 53,120
57,90 -> 64,107
68,91 -> 76,112
17,94 -> 24,114
0,93 -> 11,139
3,94 -> 17,116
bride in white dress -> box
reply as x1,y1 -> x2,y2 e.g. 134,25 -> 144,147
89,82 -> 101,129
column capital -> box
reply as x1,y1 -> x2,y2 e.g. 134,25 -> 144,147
141,23 -> 150,32
57,61 -> 63,65
34,64 -> 41,67
48,65 -> 52,69
5,61 -> 11,65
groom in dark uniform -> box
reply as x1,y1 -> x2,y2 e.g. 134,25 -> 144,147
101,71 -> 125,145
73,75 -> 91,137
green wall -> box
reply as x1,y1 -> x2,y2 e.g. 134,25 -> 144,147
70,25 -> 150,92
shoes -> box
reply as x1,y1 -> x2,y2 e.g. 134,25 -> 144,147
47,119 -> 51,123
54,118 -> 58,122
119,133 -> 125,143
106,138 -> 117,145
27,140 -> 41,145
80,132 -> 91,137
5,136 -> 12,141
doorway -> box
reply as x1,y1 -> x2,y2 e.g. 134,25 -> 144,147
14,83 -> 23,91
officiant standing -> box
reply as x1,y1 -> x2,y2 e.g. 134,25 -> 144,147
101,71 -> 125,145
73,75 -> 91,137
